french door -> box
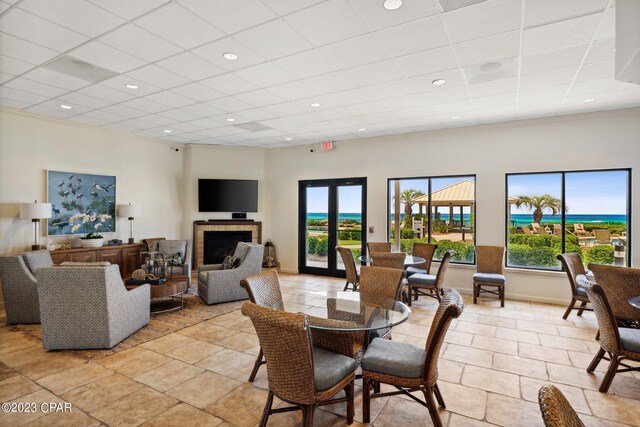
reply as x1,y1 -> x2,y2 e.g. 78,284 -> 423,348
298,178 -> 367,277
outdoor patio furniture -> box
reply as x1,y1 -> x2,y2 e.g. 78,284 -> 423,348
412,219 -> 424,238
361,289 -> 464,427
532,223 -> 549,235
574,224 -> 588,236
583,284 -> 640,393
521,225 -> 534,234
407,250 -> 455,305
589,264 -> 640,325
473,246 -> 506,307
556,253 -> 591,319
538,384 -> 585,426
407,242 -> 437,277
241,302 -> 356,427
552,224 -> 563,236
336,246 -> 359,291
594,229 -> 612,245
367,242 -> 391,255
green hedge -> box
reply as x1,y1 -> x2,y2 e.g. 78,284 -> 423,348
434,240 -> 475,263
338,229 -> 362,240
390,228 -> 418,239
585,245 -> 614,265
307,235 -> 328,256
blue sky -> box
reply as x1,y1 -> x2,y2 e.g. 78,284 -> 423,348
306,185 -> 363,213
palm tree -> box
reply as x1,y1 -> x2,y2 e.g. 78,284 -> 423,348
399,189 -> 425,225
514,194 -> 563,224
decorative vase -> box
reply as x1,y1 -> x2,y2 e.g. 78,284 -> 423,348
80,238 -> 104,248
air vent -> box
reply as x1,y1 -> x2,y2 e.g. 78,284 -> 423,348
44,55 -> 118,83
462,57 -> 518,85
233,122 -> 272,132
439,0 -> 487,12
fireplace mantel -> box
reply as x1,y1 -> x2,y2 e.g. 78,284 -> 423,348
193,221 -> 262,269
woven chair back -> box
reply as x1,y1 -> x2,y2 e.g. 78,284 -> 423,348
336,246 -> 358,285
475,246 -> 505,275
241,302 -> 316,404
434,250 -> 455,287
588,263 -> 640,322
359,266 -> 405,306
538,384 -> 585,427
240,271 -> 284,311
423,289 -> 464,385
582,285 -> 621,354
370,252 -> 405,270
367,242 -> 391,255
556,253 -> 586,297
411,242 -> 437,272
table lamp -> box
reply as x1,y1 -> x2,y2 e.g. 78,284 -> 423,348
20,200 -> 52,251
118,203 -> 141,244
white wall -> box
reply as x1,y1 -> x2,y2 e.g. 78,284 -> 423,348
265,108 -> 640,304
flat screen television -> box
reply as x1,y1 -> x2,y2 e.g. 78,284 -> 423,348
198,179 -> 258,213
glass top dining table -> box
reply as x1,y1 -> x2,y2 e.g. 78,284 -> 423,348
284,290 -> 411,332
357,254 -> 426,266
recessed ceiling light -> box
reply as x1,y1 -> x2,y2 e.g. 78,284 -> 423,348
310,102 -> 321,107
582,98 -> 595,103
358,128 -> 366,131
226,118 -> 235,122
163,129 -> 172,133
451,115 -> 461,120
432,79 -> 446,86
59,104 -> 72,110
125,84 -> 139,90
285,137 -> 292,141
383,0 -> 403,10
223,52 -> 238,61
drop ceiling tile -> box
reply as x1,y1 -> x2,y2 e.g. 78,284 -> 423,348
454,30 -> 520,67
100,24 -> 182,62
238,108 -> 278,121
179,0 -> 277,34
429,99 -> 474,114
0,2 -> 12,14
200,73 -> 259,96
39,98 -> 93,114
19,0 -> 125,38
394,46 -> 459,77
144,90 -> 195,108
423,86 -> 469,104
158,108 -> 201,122
178,102 -> 225,117
156,52 -> 225,81
1,71 -> 14,84
125,64 -> 191,90
170,121 -> 205,132
472,92 -> 517,108
170,82 -> 225,102
234,62 -> 296,87
594,6 -> 615,40
0,85 -> 48,104
264,0 -> 325,15
442,0 -> 521,43
462,56 -> 519,85
0,54 -> 34,75
0,8 -> 88,52
311,107 -> 354,121
347,0 -> 440,31
522,13 -> 602,56
284,0 -> 369,47
523,0 -> 608,28
319,34 -> 390,70
135,3 -> 224,50
78,108 -> 128,123
191,37 -> 266,72
574,60 -> 614,83
26,104 -> 75,118
76,84 -> 136,103
302,71 -> 359,94
58,91 -> 112,109
3,77 -> 68,98
518,85 -> 569,103
584,38 -> 615,64
69,114 -> 109,126
328,87 -> 376,106
100,103 -> 148,118
262,102 -> 306,116
271,49 -> 339,80
21,67 -> 91,90
69,41 -> 146,74
206,96 -> 254,112
375,16 -> 449,57
521,45 -> 588,75
519,66 -> 578,92
234,19 -> 313,60
284,112 -> 322,125
235,89 -> 284,108
115,118 -> 157,130
100,75 -> 162,96
345,59 -> 404,87
410,68 -> 467,92
88,0 -> 170,20
138,113 -> 180,126
105,122 -> 141,132
120,97 -> 171,114
0,32 -> 60,65
268,80 -> 319,102
365,79 -> 419,101
192,126 -> 225,136
567,78 -> 624,97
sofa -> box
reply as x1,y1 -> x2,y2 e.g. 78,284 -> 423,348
198,242 -> 264,305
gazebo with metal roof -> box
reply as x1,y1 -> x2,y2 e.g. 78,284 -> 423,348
414,179 -> 475,240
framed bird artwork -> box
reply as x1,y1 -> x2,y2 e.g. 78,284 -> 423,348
46,170 -> 116,236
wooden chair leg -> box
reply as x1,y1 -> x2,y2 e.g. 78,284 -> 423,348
500,286 -> 505,307
562,298 -> 576,320
599,354 -> 621,393
343,281 -> 350,291
346,381 -> 354,424
587,347 -> 606,373
259,391 -> 274,427
249,348 -> 264,382
362,377 -> 371,423
595,329 -> 600,341
407,285 -> 412,306
302,404 -> 315,427
433,382 -> 446,408
473,283 -> 478,304
576,301 -> 587,316
374,380 -> 381,394
423,386 -> 443,427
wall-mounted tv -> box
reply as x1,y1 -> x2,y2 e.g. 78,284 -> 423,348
198,179 -> 258,213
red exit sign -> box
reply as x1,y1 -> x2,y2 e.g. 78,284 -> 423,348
320,140 -> 334,151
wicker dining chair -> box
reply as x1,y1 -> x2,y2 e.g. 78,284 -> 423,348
359,265 -> 406,344
407,242 -> 437,277
407,250 -> 455,305
361,289 -> 464,427
336,246 -> 359,291
240,270 -> 285,382
588,263 -> 640,325
241,302 -> 356,427
367,241 -> 391,255
538,384 -> 585,427
556,253 -> 591,319
370,252 -> 405,269
582,284 -> 640,392
473,246 -> 506,307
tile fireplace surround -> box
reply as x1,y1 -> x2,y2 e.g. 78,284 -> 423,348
192,221 -> 261,269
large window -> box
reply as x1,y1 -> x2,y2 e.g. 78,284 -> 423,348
388,175 -> 475,264
506,170 -> 630,271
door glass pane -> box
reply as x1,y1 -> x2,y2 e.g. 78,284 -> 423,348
305,186 -> 329,269
565,171 -> 629,266
388,178 -> 428,253
507,173 -> 562,270
336,185 -> 363,270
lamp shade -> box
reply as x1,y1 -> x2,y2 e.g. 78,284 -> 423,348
20,202 -> 52,219
118,204 -> 141,218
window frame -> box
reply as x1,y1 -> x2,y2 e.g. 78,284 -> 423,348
386,173 -> 477,266
504,168 -> 632,271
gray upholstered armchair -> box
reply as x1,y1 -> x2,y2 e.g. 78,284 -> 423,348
35,265 -> 149,349
0,250 -> 53,325
198,242 -> 264,305
146,239 -> 193,283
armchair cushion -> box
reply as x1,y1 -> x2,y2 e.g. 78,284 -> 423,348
23,250 -> 54,273
408,274 -> 436,286
406,266 -> 427,276
361,338 -> 425,379
619,328 -> 640,353
313,347 -> 356,391
472,273 -> 506,284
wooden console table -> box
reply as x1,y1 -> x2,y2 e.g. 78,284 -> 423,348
50,243 -> 145,278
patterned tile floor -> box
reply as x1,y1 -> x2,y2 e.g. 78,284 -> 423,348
1,273 -> 639,426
